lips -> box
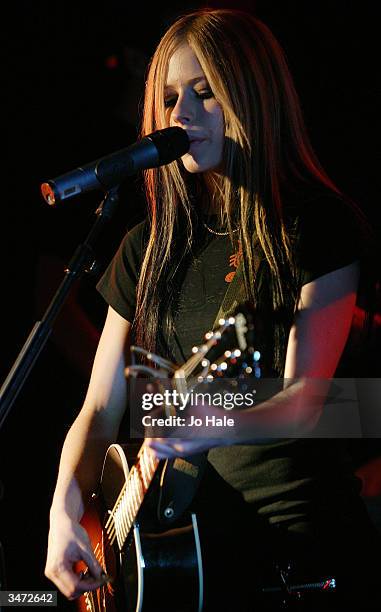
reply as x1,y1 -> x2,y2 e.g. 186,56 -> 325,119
185,131 -> 207,144
189,137 -> 206,145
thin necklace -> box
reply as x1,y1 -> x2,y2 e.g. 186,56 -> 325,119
202,220 -> 240,236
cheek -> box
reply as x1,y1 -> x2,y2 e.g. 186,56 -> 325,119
211,117 -> 225,159
210,106 -> 224,143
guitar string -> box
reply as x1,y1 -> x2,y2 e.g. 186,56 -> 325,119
86,450 -> 156,571
105,448 -> 155,536
104,446 -> 159,547
90,463 -> 150,569
103,448 -> 150,533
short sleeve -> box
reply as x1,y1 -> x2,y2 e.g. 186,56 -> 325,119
295,193 -> 362,286
96,220 -> 147,321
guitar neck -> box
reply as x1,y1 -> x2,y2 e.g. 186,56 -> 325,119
105,442 -> 160,551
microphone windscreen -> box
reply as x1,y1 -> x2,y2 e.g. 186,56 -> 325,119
148,127 -> 190,164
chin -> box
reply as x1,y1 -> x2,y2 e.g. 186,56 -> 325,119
182,154 -> 218,174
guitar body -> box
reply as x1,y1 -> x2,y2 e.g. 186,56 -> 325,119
76,444 -> 203,612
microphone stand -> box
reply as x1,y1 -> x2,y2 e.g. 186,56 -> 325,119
0,186 -> 120,430
0,186 -> 120,596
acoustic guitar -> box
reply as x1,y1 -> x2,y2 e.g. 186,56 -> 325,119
75,308 -> 259,611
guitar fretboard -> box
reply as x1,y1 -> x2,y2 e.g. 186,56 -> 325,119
105,443 -> 159,550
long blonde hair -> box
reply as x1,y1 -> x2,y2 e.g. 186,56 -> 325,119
134,8 -> 344,371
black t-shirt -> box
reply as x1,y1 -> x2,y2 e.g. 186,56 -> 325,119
96,189 -> 368,538
97,190 -> 361,359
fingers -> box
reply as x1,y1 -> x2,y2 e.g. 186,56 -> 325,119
45,561 -> 108,600
147,435 -> 222,457
80,545 -> 104,582
146,440 -> 177,458
147,438 -> 201,457
45,563 -> 82,600
45,524 -> 106,600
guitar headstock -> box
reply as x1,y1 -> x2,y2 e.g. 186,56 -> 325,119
126,303 -> 261,390
174,303 -> 261,393
126,304 -> 261,428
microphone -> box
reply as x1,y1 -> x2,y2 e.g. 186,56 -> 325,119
40,127 -> 190,205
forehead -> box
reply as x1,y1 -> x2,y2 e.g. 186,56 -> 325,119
165,43 -> 206,87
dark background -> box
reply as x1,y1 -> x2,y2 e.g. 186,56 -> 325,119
1,1 -> 380,609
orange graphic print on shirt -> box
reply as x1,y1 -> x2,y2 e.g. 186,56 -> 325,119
225,241 -> 243,282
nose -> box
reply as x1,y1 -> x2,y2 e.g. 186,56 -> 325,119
171,94 -> 194,126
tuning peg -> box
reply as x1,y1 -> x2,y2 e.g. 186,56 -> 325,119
192,344 -> 209,354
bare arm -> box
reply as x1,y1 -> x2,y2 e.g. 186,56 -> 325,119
45,306 -> 131,598
238,260 -> 360,434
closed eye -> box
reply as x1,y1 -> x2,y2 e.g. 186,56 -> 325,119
195,89 -> 214,99
164,89 -> 215,108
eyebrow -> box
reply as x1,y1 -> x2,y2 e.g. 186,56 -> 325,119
164,75 -> 207,92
